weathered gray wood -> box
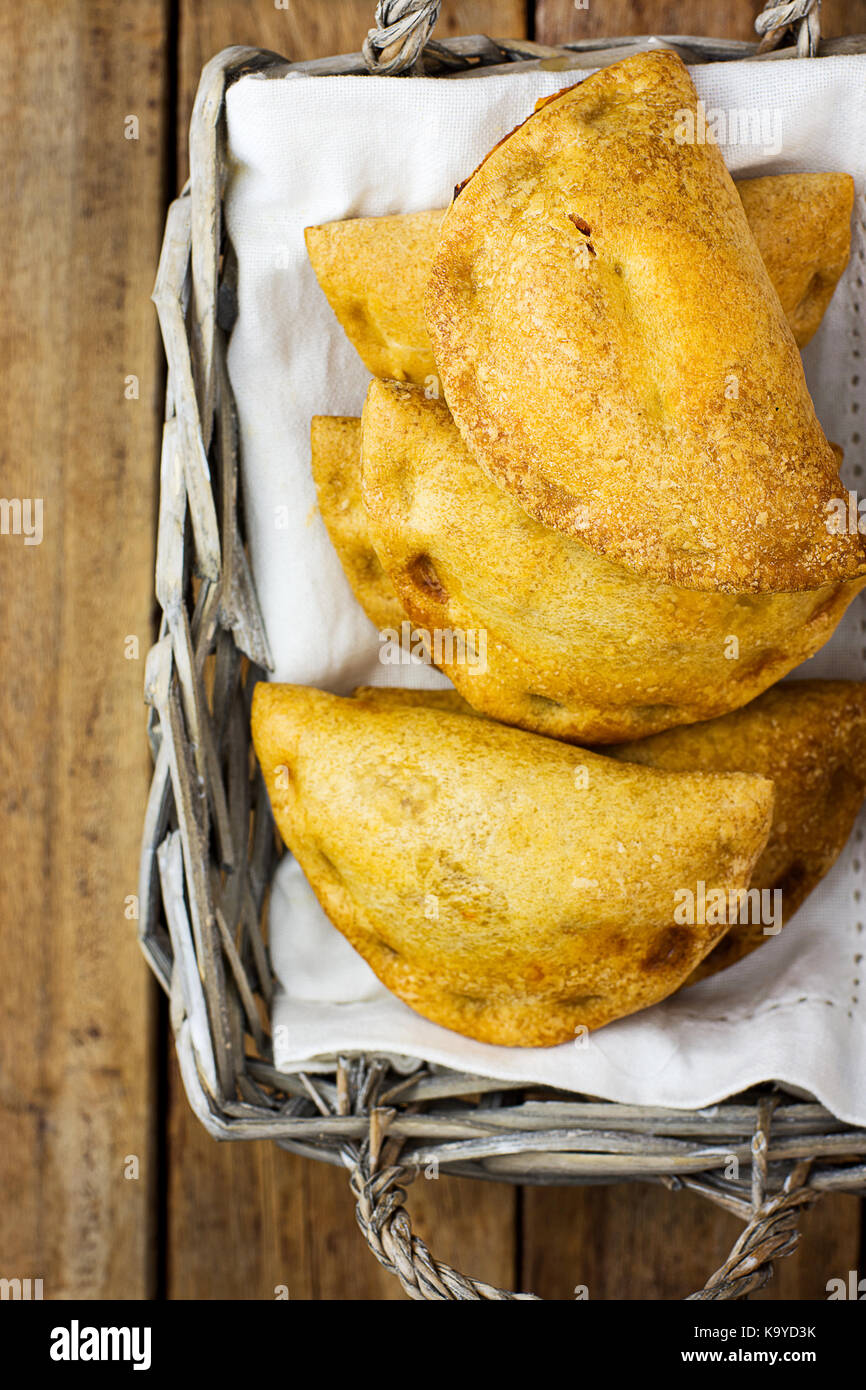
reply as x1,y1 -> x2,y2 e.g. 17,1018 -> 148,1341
0,0 -> 166,1298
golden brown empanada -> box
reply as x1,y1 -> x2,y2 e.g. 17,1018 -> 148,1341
349,381 -> 863,742
609,680 -> 866,980
737,173 -> 854,349
252,681 -> 774,1045
310,415 -> 405,631
305,174 -> 853,384
352,685 -> 476,716
426,51 -> 866,593
305,209 -> 444,385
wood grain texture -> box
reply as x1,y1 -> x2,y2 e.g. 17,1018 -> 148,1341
166,1058 -> 404,1300
168,0 -> 523,1300
176,0 -> 528,182
754,1196 -> 862,1301
166,1057 -> 516,1298
521,1183 -> 862,1300
535,0 -> 866,45
0,0 -> 165,1298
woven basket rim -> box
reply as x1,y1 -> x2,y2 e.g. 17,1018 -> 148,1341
138,25 -> 866,1300
216,31 -> 866,85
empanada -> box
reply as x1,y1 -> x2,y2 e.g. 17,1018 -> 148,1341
305,209 -> 444,385
426,51 -> 866,592
310,415 -> 404,631
252,682 -> 774,1045
351,681 -> 866,984
352,685 -> 476,716
347,381 -> 864,743
304,174 -> 853,384
737,173 -> 854,349
610,681 -> 866,980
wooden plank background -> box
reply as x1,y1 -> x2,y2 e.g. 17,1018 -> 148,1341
1,0 -> 864,1301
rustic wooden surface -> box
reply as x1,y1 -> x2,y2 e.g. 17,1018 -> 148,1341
0,0 -> 166,1299
1,0 -> 864,1302
535,0 -> 862,45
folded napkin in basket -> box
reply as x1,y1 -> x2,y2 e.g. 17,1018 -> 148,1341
223,55 -> 866,1124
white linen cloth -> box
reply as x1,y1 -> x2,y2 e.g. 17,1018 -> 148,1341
224,55 -> 866,1124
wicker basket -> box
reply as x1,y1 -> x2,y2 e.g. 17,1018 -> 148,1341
139,0 -> 866,1300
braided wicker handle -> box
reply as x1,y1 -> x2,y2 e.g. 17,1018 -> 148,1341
350,1151 -> 818,1300
336,1074 -> 821,1300
362,0 -> 822,74
756,1 -> 822,56
363,0 -> 442,74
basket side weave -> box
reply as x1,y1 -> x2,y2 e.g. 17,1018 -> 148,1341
139,34 -> 866,1300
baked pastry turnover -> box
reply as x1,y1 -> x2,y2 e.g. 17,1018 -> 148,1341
309,382 -> 863,742
426,51 -> 866,592
305,209 -> 444,385
736,172 -> 855,350
349,682 -> 866,984
252,681 -> 774,1045
310,414 -> 404,632
305,173 -> 853,384
609,680 -> 866,981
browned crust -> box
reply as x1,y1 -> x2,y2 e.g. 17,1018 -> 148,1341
303,173 -> 854,384
304,210 -> 445,384
356,380 -> 864,742
609,680 -> 866,980
252,681 -> 774,1045
310,415 -> 405,632
352,685 -> 476,716
737,172 -> 854,348
425,50 -> 866,593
